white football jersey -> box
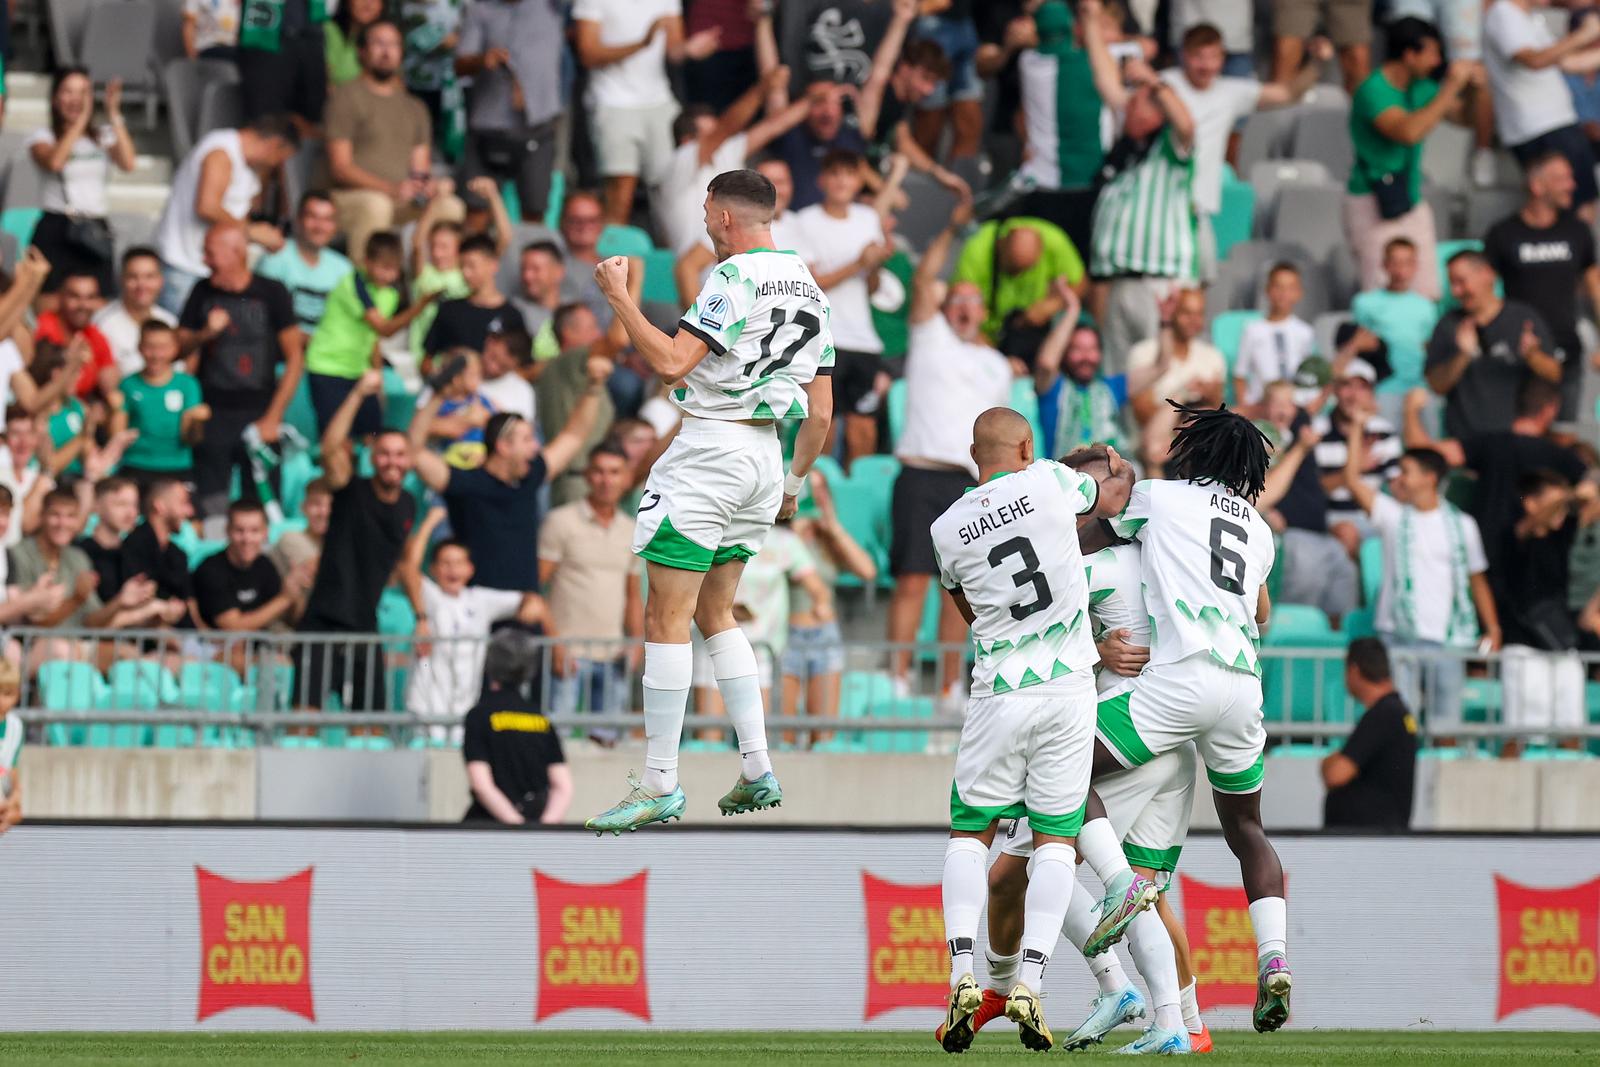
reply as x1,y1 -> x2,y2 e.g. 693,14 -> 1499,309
676,249 -> 836,421
932,459 -> 1102,698
1110,479 -> 1275,677
1085,541 -> 1148,694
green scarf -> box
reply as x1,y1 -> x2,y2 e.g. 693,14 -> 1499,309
1035,1 -> 1103,189
1394,502 -> 1479,648
239,0 -> 328,54
1054,379 -> 1123,457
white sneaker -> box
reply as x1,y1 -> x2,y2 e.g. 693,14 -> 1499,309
1471,148 -> 1498,188
890,674 -> 912,699
938,680 -> 968,718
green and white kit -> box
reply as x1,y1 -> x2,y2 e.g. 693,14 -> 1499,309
931,459 -> 1102,836
634,249 -> 835,573
1099,478 -> 1276,795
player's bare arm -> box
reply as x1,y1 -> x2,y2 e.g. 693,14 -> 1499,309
595,255 -> 712,381
778,375 -> 835,521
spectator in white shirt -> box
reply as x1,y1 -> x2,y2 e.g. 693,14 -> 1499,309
1483,0 -> 1600,222
1234,262 -> 1317,414
401,505 -> 551,742
91,248 -> 176,378
796,150 -> 893,467
572,0 -> 722,225
1127,286 -> 1227,470
1162,23 -> 1331,277
886,197 -> 1013,703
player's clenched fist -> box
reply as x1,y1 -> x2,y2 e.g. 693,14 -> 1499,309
594,255 -> 631,297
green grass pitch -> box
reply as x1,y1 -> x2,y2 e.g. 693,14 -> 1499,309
7,1030 -> 1600,1065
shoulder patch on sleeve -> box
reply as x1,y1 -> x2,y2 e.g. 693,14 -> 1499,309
699,293 -> 730,332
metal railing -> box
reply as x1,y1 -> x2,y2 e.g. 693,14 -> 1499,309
7,626 -> 1598,753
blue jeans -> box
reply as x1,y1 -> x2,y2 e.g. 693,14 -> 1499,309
913,15 -> 982,107
1381,634 -> 1465,732
159,263 -> 204,317
550,657 -> 628,743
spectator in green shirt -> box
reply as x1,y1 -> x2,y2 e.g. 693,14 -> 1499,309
112,322 -> 209,487
1343,17 -> 1481,300
951,215 -> 1085,355
304,231 -> 438,437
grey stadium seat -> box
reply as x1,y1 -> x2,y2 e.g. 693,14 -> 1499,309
1237,108 -> 1299,177
1211,239 -> 1309,311
110,211 -> 157,264
1465,186 -> 1526,239
1271,183 -> 1346,260
1424,183 -> 1462,240
165,58 -> 239,163
495,222 -> 562,297
1312,311 -> 1353,360
47,0 -> 95,66
80,1 -> 162,128
196,80 -> 245,141
1288,107 -> 1353,185
1249,159 -> 1333,235
1421,122 -> 1474,194
1240,240 -> 1335,321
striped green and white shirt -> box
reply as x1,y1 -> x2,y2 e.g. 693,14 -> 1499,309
1089,127 -> 1199,281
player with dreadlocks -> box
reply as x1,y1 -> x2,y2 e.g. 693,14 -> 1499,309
1064,401 -> 1292,1045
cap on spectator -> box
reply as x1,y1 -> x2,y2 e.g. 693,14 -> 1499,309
1293,355 -> 1332,391
1036,1 -> 1075,44
1340,358 -> 1377,384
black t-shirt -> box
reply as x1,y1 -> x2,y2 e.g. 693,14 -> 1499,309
443,458 -> 548,593
178,274 -> 297,413
462,689 -> 566,822
77,536 -> 125,602
300,478 -> 415,631
423,298 -> 526,357
775,124 -> 870,212
1499,515 -> 1580,650
1424,301 -> 1555,439
1324,692 -> 1417,829
192,550 -> 283,629
976,1 -> 1027,136
120,523 -> 191,603
1482,211 -> 1594,362
1276,410 -> 1329,533
1461,431 -> 1587,583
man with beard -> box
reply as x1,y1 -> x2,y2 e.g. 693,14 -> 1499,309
327,19 -> 462,261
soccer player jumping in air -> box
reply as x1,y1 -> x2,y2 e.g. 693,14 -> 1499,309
587,170 -> 834,833
929,411 -> 1137,1052
1082,402 -> 1293,1034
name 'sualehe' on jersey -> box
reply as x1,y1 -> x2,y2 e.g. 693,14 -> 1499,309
676,249 -> 836,423
932,459 -> 1102,698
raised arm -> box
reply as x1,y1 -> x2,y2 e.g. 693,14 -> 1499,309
1031,279 -> 1081,395
406,387 -> 454,493
320,368 -> 384,490
1080,0 -> 1131,114
857,0 -> 920,139
1512,17 -> 1600,71
1257,37 -> 1334,108
1372,62 -> 1476,145
910,194 -> 973,324
1256,423 -> 1319,512
753,4 -> 788,111
1340,417 -> 1379,515
1402,386 -> 1466,467
593,256 -> 711,380
540,354 -> 614,478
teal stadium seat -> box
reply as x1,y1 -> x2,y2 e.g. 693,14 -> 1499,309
39,661 -> 110,747
280,451 -> 322,521
865,693 -> 933,753
1212,166 -> 1255,262
1208,310 -> 1262,403
108,661 -> 180,747
641,247 -> 679,305
1359,536 -> 1383,608
177,662 -> 248,748
598,224 -> 654,260
823,671 -> 897,753
1261,604 -> 1349,723
887,378 -> 908,447
1341,606 -> 1376,639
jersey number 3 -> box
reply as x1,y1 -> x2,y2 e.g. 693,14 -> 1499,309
1209,518 -> 1248,594
989,536 -> 1053,621
742,308 -> 821,378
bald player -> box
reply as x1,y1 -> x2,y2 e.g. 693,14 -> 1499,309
928,408 -> 1136,1053
589,169 -> 835,834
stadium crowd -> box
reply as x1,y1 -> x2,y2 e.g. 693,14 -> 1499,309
0,0 -> 1599,802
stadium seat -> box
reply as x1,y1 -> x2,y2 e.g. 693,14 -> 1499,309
1261,604 -> 1348,723
641,247 -> 679,305
177,662 -> 248,748
1359,537 -> 1383,607
0,207 -> 42,249
39,661 -> 110,746
81,1 -> 161,128
46,0 -> 95,67
1211,166 -> 1255,262
279,451 -> 322,521
829,671 -> 897,752
105,661 -> 176,747
1008,378 -> 1046,457
188,539 -> 227,566
1270,184 -> 1346,260
1341,606 -> 1376,639
864,693 -> 933,754
1287,109 -> 1353,185
810,454 -> 846,493
1464,186 -> 1524,239
378,588 -> 418,635
598,224 -> 654,260
1248,160 -> 1333,235
1421,121 -> 1475,195
887,377 -> 908,447
1207,309 -> 1263,386
1236,108 -> 1298,177
1312,311 -> 1353,360
834,456 -> 899,581
196,79 -> 244,141
1460,677 -> 1501,726
1423,183 -> 1461,240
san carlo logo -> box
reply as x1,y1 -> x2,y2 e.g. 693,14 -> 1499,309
535,871 -> 650,1022
195,867 -> 315,1022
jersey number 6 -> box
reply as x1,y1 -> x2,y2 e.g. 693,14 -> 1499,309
989,536 -> 1053,621
1209,518 -> 1248,595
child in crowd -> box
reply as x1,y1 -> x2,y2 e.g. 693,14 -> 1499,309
1235,262 -> 1316,416
422,234 -> 528,368
305,231 -> 439,437
401,506 -> 551,743
113,321 -> 208,488
427,348 -> 498,469
27,342 -> 89,478
409,193 -> 471,362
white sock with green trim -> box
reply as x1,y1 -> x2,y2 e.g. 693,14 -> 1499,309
641,642 -> 693,795
943,837 -> 988,987
1076,817 -> 1133,885
1062,884 -> 1131,994
984,948 -> 1020,993
704,628 -> 773,781
1019,842 -> 1076,992
1128,908 -> 1183,1031
1248,897 -> 1288,962
1180,978 -> 1203,1033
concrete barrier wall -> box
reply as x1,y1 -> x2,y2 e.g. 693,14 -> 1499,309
19,748 -> 1600,831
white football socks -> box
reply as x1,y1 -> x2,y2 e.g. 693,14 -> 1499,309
1062,875 -> 1130,994
705,628 -> 773,781
641,642 -> 693,795
984,948 -> 1020,994
1018,842 -> 1076,992
942,837 -> 988,987
1180,978 -> 1203,1034
1076,817 -> 1134,885
1128,908 -> 1183,1032
1249,897 -> 1288,961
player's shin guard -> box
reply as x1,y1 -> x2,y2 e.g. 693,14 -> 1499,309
1019,842 -> 1076,991
1248,897 -> 1288,961
1064,885 -> 1131,995
943,837 -> 988,986
705,628 -> 773,781
641,642 -> 694,794
1076,817 -> 1133,884
1128,908 -> 1184,1032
